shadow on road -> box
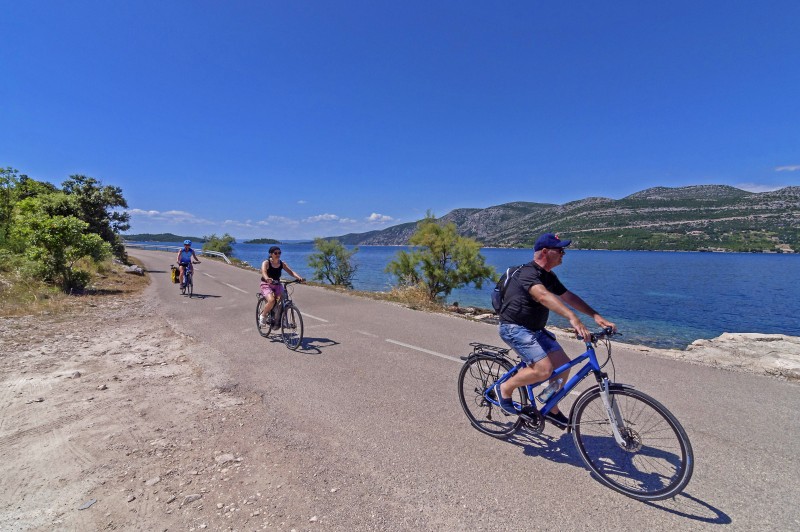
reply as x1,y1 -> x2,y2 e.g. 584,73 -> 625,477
297,336 -> 340,355
643,493 -> 731,524
504,429 -> 728,523
506,428 -> 586,469
180,293 -> 222,300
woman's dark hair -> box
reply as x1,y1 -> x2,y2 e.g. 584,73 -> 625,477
268,246 -> 281,255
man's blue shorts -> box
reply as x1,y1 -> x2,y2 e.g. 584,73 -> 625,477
498,323 -> 562,366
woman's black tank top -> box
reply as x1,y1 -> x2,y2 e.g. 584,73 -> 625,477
263,259 -> 283,281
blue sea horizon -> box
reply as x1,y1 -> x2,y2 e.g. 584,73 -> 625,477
129,240 -> 800,350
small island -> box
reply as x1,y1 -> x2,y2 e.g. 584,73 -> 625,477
244,238 -> 281,244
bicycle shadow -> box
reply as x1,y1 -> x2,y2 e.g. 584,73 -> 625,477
260,334 -> 339,355
181,293 -> 222,300
505,429 -> 729,524
296,336 -> 340,355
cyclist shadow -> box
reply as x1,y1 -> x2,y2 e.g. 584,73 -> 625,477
506,428 -> 586,469
295,336 -> 340,355
508,429 -> 729,523
183,293 -> 222,300
262,335 -> 340,355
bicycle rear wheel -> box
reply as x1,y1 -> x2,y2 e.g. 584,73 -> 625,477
256,297 -> 270,337
281,303 -> 304,350
572,387 -> 693,501
457,355 -> 526,438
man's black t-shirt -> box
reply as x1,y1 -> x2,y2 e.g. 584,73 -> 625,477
498,261 -> 567,331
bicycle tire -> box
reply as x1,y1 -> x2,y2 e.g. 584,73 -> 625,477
187,275 -> 193,297
572,387 -> 694,501
256,297 -> 270,338
281,303 -> 304,350
180,278 -> 186,295
457,354 -> 526,438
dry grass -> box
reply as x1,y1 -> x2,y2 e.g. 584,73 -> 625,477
0,257 -> 149,318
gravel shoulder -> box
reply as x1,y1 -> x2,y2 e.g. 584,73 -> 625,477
0,276 -> 337,531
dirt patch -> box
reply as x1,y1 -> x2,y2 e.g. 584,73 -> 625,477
0,271 -> 345,531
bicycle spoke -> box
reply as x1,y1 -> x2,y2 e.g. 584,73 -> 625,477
458,355 -> 524,438
572,388 -> 693,501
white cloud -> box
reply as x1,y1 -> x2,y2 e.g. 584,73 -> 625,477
127,208 -> 213,225
127,206 -> 399,240
303,213 -> 339,223
256,215 -> 297,226
297,200 -> 307,204
367,212 -> 394,222
735,183 -> 785,193
775,165 -> 800,172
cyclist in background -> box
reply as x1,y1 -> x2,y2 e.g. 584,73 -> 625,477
495,232 -> 615,428
259,246 -> 304,328
176,240 -> 201,288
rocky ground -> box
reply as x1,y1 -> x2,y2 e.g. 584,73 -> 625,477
2,269 -> 798,531
0,273 -> 342,531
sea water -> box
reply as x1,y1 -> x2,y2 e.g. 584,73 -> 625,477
137,241 -> 800,350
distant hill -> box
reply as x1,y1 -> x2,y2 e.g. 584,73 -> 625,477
330,185 -> 800,253
123,233 -> 204,243
243,238 -> 281,244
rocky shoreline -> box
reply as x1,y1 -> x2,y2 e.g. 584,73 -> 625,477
545,327 -> 800,382
445,303 -> 800,381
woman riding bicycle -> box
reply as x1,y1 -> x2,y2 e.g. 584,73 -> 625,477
176,240 -> 201,288
259,246 -> 304,328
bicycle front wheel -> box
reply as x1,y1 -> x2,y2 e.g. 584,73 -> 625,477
187,276 -> 193,297
457,355 -> 527,438
572,387 -> 694,501
281,304 -> 304,350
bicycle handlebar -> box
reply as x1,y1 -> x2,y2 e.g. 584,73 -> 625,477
269,278 -> 303,286
578,326 -> 620,343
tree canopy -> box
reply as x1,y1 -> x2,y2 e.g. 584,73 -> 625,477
0,167 -> 127,292
386,213 -> 495,301
308,238 -> 358,288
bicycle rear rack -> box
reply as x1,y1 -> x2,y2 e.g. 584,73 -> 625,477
467,342 -> 510,360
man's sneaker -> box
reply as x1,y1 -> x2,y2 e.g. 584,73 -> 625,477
545,410 -> 569,429
493,383 -> 518,416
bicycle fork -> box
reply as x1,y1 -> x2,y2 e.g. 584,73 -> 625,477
598,378 -> 628,447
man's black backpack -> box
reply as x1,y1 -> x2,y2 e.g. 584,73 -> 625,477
491,264 -> 526,314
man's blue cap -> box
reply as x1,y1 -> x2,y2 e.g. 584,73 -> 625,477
534,233 -> 571,252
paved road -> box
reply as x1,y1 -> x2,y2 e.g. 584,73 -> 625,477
132,249 -> 800,530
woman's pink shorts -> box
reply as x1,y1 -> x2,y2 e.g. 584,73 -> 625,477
260,281 -> 284,299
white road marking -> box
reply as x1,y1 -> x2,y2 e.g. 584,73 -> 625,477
203,273 -> 216,278
385,339 -> 462,364
355,330 -> 378,338
302,312 -> 328,323
224,283 -> 247,293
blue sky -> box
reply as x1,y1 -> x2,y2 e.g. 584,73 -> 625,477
3,0 -> 799,240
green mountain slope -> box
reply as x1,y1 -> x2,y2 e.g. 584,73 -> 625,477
332,185 -> 800,252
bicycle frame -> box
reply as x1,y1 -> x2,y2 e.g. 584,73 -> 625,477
264,279 -> 298,320
485,336 -> 629,444
179,262 -> 193,282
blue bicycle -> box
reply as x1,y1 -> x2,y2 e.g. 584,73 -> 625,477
457,328 -> 694,501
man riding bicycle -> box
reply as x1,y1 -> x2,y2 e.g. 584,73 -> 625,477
259,246 -> 305,329
495,233 -> 616,428
176,240 -> 201,288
